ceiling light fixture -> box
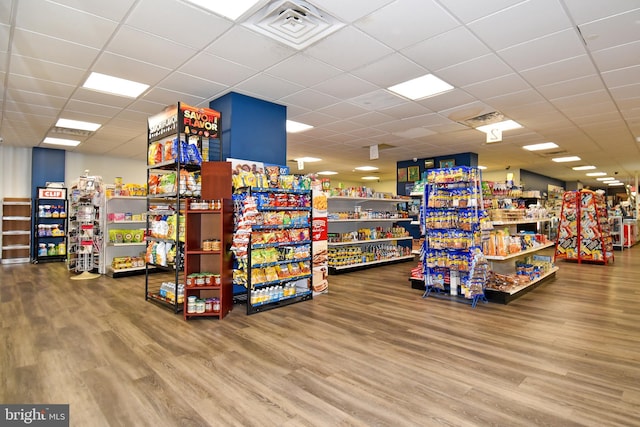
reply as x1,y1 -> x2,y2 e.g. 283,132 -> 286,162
184,0 -> 261,20
286,120 -> 314,133
56,119 -> 101,132
317,171 -> 338,175
361,176 -> 380,181
586,172 -> 607,177
293,156 -> 321,162
523,142 -> 559,151
597,177 -> 615,181
83,72 -> 149,98
478,166 -> 487,170
572,165 -> 596,171
43,137 -> 81,147
608,182 -> 624,186
354,166 -> 379,171
387,74 -> 453,100
552,156 -> 581,163
476,120 -> 522,133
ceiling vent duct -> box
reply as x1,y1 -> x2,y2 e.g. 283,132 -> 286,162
243,0 -> 344,50
51,127 -> 94,138
457,111 -> 504,128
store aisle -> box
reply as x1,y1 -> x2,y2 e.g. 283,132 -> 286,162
1,250 -> 640,426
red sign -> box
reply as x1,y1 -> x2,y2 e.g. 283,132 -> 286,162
38,188 -> 66,200
312,217 -> 328,242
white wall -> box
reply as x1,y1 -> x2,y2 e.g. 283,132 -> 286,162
65,152 -> 146,188
481,169 -> 521,185
0,145 -> 32,198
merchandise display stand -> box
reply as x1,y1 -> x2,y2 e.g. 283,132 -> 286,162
104,195 -> 147,277
33,187 -> 67,263
1,198 -> 32,264
68,173 -> 103,279
555,189 -> 614,264
421,166 -> 489,308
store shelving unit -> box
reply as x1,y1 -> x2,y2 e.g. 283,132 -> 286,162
67,194 -> 102,274
104,196 -> 147,277
233,187 -> 313,315
327,196 -> 414,274
145,102 -> 222,314
1,198 -> 31,264
33,187 -> 67,263
555,189 -> 614,264
421,166 -> 488,308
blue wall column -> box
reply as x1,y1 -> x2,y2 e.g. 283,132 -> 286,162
209,92 -> 287,166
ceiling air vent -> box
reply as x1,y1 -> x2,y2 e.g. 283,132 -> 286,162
51,127 -> 95,138
457,111 -> 504,128
242,0 -> 344,50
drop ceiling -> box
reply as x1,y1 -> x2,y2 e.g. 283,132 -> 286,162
1,0 -> 639,188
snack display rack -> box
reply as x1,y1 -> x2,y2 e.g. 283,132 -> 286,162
421,166 -> 489,308
555,189 -> 614,264
104,195 -> 147,277
33,187 -> 67,263
145,102 -> 222,313
232,187 -> 313,315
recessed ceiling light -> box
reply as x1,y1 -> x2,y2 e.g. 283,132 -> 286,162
478,165 -> 487,170
597,177 -> 615,181
43,137 -> 81,147
294,157 -> 321,163
184,0 -> 261,20
362,176 -> 380,181
354,166 -> 379,171
56,118 -> 101,132
572,165 -> 596,171
552,156 -> 581,163
476,119 -> 522,133
523,142 -> 559,151
586,172 -> 607,177
317,171 -> 338,175
286,120 -> 314,133
387,74 -> 453,100
608,182 -> 624,186
83,72 -> 149,98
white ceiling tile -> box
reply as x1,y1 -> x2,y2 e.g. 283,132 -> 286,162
402,26 -> 490,72
602,65 -> 640,88
323,120 -> 361,133
354,0 -> 458,50
126,99 -> 169,116
562,0 -> 639,24
6,88 -> 67,109
311,74 -> 378,99
537,75 -> 604,100
520,55 -> 598,86
12,28 -> 99,69
142,87 -> 206,107
207,26 -> 296,70
579,8 -> 640,51
286,110 -> 338,127
9,72 -> 75,104
592,40 -> 640,73
498,29 -> 586,71
0,1 -> 12,25
0,24 -> 10,53
351,53 -> 428,87
417,89 -> 477,112
158,72 -> 227,99
486,89 -> 547,110
377,103 -> 434,120
126,0 -> 233,50
312,0 -> 395,23
63,99 -> 123,118
462,74 -> 530,99
316,102 -> 370,120
266,53 -> 342,86
9,55 -> 85,86
349,89 -> 405,110
180,52 -> 256,87
92,52 -> 172,88
16,0 -> 118,48
279,89 -> 341,110
468,0 -> 571,51
438,0 -> 524,24
73,88 -> 138,108
349,111 -> 396,127
550,90 -> 613,110
610,84 -> 640,101
107,26 -> 197,69
47,0 -> 134,21
234,74 -> 304,101
305,26 -> 393,72
436,53 -> 512,87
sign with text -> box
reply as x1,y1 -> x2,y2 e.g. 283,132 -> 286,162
1,404 -> 69,426
38,188 -> 67,200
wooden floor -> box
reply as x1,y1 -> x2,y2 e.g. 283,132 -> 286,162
2,249 -> 640,427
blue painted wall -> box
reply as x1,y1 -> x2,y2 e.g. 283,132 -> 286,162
520,169 -> 565,194
209,92 -> 287,165
396,152 -> 479,196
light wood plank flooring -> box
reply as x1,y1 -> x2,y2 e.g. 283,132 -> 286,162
2,249 -> 640,426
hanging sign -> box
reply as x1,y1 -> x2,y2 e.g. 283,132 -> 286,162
486,128 -> 503,143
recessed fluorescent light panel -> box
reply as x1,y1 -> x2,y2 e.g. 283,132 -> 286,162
586,172 -> 607,177
608,182 -> 624,186
478,166 -> 487,170
56,119 -> 101,132
362,176 -> 379,181
387,74 -> 453,100
597,177 -> 615,181
572,165 -> 596,171
294,157 -> 321,163
476,120 -> 522,133
354,166 -> 379,171
184,0 -> 261,20
523,142 -> 559,151
286,120 -> 314,133
43,137 -> 81,147
317,171 -> 338,175
83,72 -> 149,98
552,156 -> 581,163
